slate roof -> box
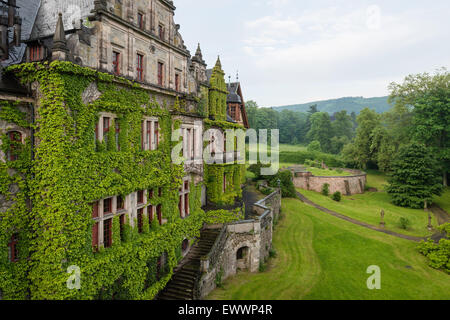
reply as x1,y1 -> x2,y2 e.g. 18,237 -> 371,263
0,0 -> 41,95
1,0 -> 41,67
30,0 -> 94,40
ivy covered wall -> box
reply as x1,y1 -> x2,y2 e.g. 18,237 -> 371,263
0,61 -> 211,300
208,57 -> 228,121
0,56 -> 248,300
0,101 -> 33,299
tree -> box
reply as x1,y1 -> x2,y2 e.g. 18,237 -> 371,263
389,68 -> 449,186
342,108 -> 380,169
386,143 -> 443,209
332,110 -> 354,139
307,112 -> 333,151
307,140 -> 321,152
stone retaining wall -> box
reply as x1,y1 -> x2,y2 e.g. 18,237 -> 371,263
292,169 -> 367,196
196,189 -> 281,299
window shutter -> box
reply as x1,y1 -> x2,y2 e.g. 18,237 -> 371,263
184,194 -> 189,216
92,202 -> 99,218
92,222 -> 99,250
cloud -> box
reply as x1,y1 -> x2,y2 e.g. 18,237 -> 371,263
241,4 -> 450,105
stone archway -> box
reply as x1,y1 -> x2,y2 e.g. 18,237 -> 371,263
236,246 -> 250,271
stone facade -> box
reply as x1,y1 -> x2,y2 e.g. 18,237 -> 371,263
292,168 -> 367,196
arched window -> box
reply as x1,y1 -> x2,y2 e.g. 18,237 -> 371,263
7,131 -> 22,161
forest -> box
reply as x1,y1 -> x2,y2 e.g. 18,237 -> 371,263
247,68 -> 449,197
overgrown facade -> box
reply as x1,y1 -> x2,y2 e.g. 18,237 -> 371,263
0,0 -> 249,300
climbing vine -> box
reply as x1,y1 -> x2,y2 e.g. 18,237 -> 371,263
0,59 -> 248,300
2,61 -> 210,300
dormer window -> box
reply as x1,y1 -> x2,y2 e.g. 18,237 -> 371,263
29,45 -> 42,62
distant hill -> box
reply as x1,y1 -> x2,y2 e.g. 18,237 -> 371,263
271,96 -> 392,114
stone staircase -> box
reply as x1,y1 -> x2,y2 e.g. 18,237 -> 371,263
157,228 -> 220,300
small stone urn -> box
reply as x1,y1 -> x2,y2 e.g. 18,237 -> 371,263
379,210 -> 385,228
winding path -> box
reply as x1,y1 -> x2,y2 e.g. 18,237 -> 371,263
296,191 -> 447,243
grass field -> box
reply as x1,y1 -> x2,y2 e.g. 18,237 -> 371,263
300,189 -> 437,237
207,199 -> 450,300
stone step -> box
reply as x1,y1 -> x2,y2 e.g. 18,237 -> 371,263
159,291 -> 192,300
172,275 -> 195,284
165,283 -> 194,293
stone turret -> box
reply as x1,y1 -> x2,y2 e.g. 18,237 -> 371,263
192,43 -> 206,65
52,13 -> 68,61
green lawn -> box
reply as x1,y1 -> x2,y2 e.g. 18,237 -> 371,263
300,189 -> 436,237
296,169 -> 447,237
306,167 -> 352,177
207,199 -> 450,300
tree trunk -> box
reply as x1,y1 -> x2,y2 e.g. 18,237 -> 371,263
444,171 -> 448,187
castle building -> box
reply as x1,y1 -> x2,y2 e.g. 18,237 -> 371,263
0,0 -> 251,300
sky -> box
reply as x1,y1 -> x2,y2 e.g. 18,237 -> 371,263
174,0 -> 450,107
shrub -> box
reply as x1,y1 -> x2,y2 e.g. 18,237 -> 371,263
267,170 -> 296,198
332,191 -> 342,202
215,268 -> 224,288
269,247 -> 277,258
417,224 -> 450,274
399,217 -> 411,230
322,183 -> 330,196
307,140 -> 322,152
259,261 -> 267,272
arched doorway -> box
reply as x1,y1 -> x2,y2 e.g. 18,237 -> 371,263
236,246 -> 250,271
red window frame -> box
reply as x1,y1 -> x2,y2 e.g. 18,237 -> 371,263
148,189 -> 154,223
8,131 -> 22,161
137,190 -> 144,204
184,193 -> 189,217
103,218 -> 112,248
117,196 -> 125,211
137,13 -> 144,29
157,204 -> 162,225
30,45 -> 42,62
146,120 -> 152,150
103,117 -> 110,143
95,122 -> 99,142
179,195 -> 183,218
92,223 -> 99,251
137,54 -> 144,81
157,62 -> 164,86
92,201 -> 99,218
153,122 -> 159,149
175,73 -> 180,91
8,234 -> 19,262
104,198 -> 112,215
137,208 -> 144,233
112,51 -> 120,75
